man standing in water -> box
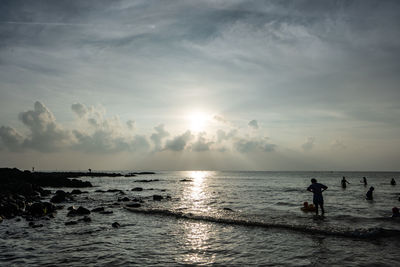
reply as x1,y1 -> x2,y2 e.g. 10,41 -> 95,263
307,178 -> 328,215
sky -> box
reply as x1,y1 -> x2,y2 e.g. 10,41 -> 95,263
0,0 -> 400,171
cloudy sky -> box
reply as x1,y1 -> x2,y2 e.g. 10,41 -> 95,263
1,0 -> 400,171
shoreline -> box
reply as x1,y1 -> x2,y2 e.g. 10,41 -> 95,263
0,168 -> 154,225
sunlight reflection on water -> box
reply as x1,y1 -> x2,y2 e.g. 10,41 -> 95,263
181,221 -> 215,265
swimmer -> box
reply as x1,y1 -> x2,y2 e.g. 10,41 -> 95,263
366,186 -> 374,200
361,177 -> 367,186
392,207 -> 400,218
341,176 -> 350,188
390,178 -> 396,186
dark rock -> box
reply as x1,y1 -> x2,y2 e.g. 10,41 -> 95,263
153,195 -> 163,201
67,206 -> 76,211
56,205 -> 64,210
112,222 -> 120,228
180,179 -> 193,182
135,179 -> 159,183
27,202 -> 55,217
67,206 -> 90,216
131,172 -> 156,175
131,187 -> 143,191
91,207 -> 105,212
50,190 -> 67,203
107,189 -> 122,193
112,202 -> 120,206
124,174 -> 136,177
70,189 -> 84,194
65,221 -> 78,226
118,197 -> 130,202
100,210 -> 113,215
126,203 -> 141,208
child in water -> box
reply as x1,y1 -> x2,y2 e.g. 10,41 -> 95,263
366,186 -> 374,200
301,201 -> 316,212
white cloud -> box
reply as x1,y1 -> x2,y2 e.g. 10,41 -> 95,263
150,124 -> 169,151
18,101 -> 71,152
302,137 -> 315,151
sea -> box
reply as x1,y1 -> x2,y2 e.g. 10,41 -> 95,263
1,171 -> 400,266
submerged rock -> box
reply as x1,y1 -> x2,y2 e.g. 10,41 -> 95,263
135,179 -> 159,183
131,187 -> 143,191
118,197 -> 130,202
65,221 -> 78,226
100,210 -> 113,215
112,222 -> 120,228
91,207 -> 105,212
153,195 -> 163,201
78,216 -> 91,222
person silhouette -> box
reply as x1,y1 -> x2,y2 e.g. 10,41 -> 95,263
307,178 -> 328,215
390,178 -> 396,186
341,176 -> 350,188
366,186 -> 374,200
361,177 -> 367,186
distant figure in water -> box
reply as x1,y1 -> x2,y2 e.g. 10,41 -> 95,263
366,186 -> 374,200
32,167 -> 35,172
341,176 -> 350,188
361,177 -> 367,186
301,201 -> 316,212
88,168 -> 92,173
392,207 -> 400,218
391,178 -> 396,185
307,178 -> 328,215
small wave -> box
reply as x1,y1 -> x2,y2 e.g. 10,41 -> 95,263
123,207 -> 400,239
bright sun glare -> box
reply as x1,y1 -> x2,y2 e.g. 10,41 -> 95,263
188,112 -> 208,132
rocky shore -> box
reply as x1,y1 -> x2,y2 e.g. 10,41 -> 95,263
0,168 -> 143,225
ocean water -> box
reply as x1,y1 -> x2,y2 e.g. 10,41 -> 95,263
1,171 -> 400,266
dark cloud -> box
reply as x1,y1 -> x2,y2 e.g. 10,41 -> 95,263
234,138 -> 276,153
71,103 -> 88,118
248,120 -> 259,129
164,131 -> 193,151
191,134 -> 213,152
126,120 -> 135,130
0,126 -> 23,151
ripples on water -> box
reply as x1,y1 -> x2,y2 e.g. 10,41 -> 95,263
1,171 -> 400,266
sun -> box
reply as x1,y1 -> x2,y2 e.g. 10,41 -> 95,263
188,111 -> 208,132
